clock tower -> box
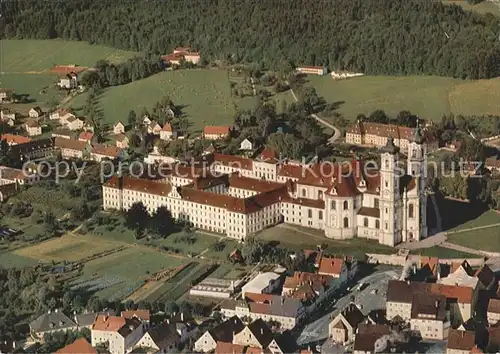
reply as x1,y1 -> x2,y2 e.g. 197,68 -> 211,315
379,137 -> 402,246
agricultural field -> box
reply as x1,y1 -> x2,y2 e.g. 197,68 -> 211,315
416,246 -> 477,260
307,75 -> 500,122
71,247 -> 186,301
5,233 -> 123,265
68,69 -> 235,134
0,39 -> 136,73
442,0 -> 500,17
446,210 -> 500,252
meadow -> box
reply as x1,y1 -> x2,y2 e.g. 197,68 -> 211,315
68,69 -> 236,134
0,39 -> 136,72
307,75 -> 500,121
442,0 -> 500,17
446,210 -> 500,252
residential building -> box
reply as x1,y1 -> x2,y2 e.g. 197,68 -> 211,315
0,166 -> 39,185
29,107 -> 43,118
0,88 -> 14,102
233,319 -> 273,349
147,120 -> 162,135
134,322 -> 180,352
410,293 -> 450,340
214,342 -> 245,354
115,134 -> 129,149
142,116 -> 152,126
113,121 -> 125,135
318,257 -> 348,279
446,330 -> 476,354
160,122 -> 175,141
91,144 -> 121,161
10,137 -> 56,160
204,125 -> 232,140
240,138 -> 254,151
56,338 -> 96,354
475,264 -> 496,290
241,272 -> 282,297
194,316 -> 244,352
162,47 -> 201,65
387,280 -> 473,327
346,121 -> 437,152
331,71 -> 364,80
352,323 -> 391,354
24,120 -> 42,137
54,137 -> 89,159
0,133 -> 31,145
50,108 -> 75,122
328,303 -> 366,344
0,109 -> 16,125
296,66 -> 327,76
144,147 -> 180,165
58,72 -> 78,89
65,116 -> 84,131
102,133 -> 427,246
220,293 -> 304,330
487,298 -> 500,326
91,314 -> 143,354
29,310 -> 77,339
79,131 -> 94,142
121,309 -> 150,329
282,271 -> 333,298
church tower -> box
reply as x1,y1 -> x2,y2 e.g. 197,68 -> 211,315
379,137 -> 402,246
404,125 -> 428,241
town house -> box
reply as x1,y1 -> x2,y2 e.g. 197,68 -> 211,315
160,122 -> 175,141
91,314 -> 143,354
24,120 -> 42,137
113,121 -> 125,135
29,107 -> 43,118
204,125 -> 232,140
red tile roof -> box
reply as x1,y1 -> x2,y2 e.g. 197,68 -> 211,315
283,271 -> 332,293
121,309 -> 150,321
92,144 -> 121,158
56,338 -> 96,354
204,125 -> 231,135
55,137 -> 88,151
488,298 -> 500,314
318,257 -> 344,276
1,134 -> 31,145
92,315 -> 126,331
162,123 -> 173,132
229,173 -> 284,193
215,342 -> 245,354
79,131 -> 94,141
213,153 -> 253,170
447,330 -> 475,351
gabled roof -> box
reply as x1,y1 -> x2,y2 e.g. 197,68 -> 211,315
209,316 -> 245,343
475,264 -> 495,288
447,330 -> 476,351
246,319 -> 274,348
30,311 -> 76,333
114,121 -> 125,127
338,302 -> 366,328
215,342 -> 245,354
92,144 -> 121,157
1,133 -> 31,145
387,280 -> 474,304
25,119 -> 41,128
204,125 -> 231,135
411,293 -> 446,321
145,322 -> 181,351
488,298 -> 500,314
121,309 -> 150,321
104,175 -> 172,197
162,122 -> 173,132
92,315 -> 126,332
353,324 -> 391,352
55,137 -> 88,151
283,271 -> 332,293
56,338 -> 96,354
79,131 -> 94,141
115,133 -> 128,142
318,257 -> 344,276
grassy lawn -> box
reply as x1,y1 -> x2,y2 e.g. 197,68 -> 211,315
417,246 -> 478,259
68,69 -> 235,134
72,247 -> 187,301
0,252 -> 38,268
307,75 -> 500,121
442,0 -> 500,17
0,39 -> 136,72
256,225 -> 394,257
450,210 -> 500,231
11,233 -> 123,264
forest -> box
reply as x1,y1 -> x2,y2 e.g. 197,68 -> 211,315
1,0 -> 500,79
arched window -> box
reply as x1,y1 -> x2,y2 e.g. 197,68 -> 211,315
409,203 -> 414,218
343,217 -> 349,228
363,217 -> 368,227
375,220 -> 380,229
343,201 -> 348,210
331,200 -> 336,210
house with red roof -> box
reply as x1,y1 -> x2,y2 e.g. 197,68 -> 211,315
56,338 -> 96,354
204,125 -> 232,140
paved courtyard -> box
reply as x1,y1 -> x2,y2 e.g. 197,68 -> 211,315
297,267 -> 401,345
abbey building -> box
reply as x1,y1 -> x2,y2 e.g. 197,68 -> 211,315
102,130 -> 428,247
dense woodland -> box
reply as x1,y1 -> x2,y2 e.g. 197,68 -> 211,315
1,0 -> 500,79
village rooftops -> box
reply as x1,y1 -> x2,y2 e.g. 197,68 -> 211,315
30,310 -> 76,333
246,319 -> 274,348
0,133 -> 32,145
162,122 -> 173,131
209,315 -> 245,342
411,293 -> 447,321
387,280 -> 474,304
488,298 -> 500,314
54,137 -> 88,151
92,144 -> 121,158
215,342 -> 245,354
204,125 -> 232,135
447,330 -> 476,351
92,314 -> 142,337
283,271 -> 332,293
121,309 -> 150,321
104,175 -> 172,197
56,338 -> 96,354
353,324 -> 391,352
245,292 -> 302,318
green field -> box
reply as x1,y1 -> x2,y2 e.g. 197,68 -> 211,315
256,224 -> 394,257
417,246 -> 477,259
68,69 -> 235,133
446,210 -> 500,252
72,247 -> 186,301
0,39 -> 136,72
307,75 -> 500,121
442,0 -> 500,17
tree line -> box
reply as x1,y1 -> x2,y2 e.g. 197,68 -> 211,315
2,0 -> 500,79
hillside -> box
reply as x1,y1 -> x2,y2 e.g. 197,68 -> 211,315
307,75 -> 500,121
1,0 -> 500,79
